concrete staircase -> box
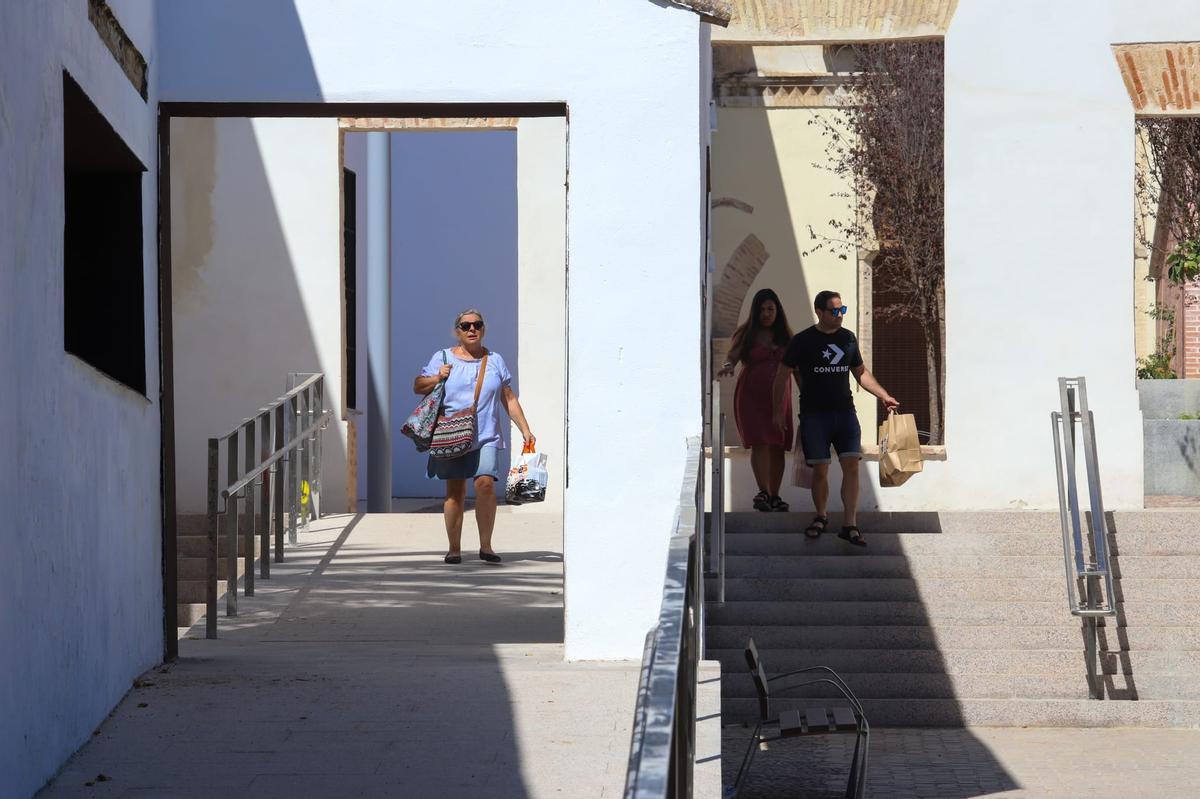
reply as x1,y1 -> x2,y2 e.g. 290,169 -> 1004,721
175,514 -> 261,631
707,511 -> 1200,727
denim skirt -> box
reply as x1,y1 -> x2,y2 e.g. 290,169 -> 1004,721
426,444 -> 500,481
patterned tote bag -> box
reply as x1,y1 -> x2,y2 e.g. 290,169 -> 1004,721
428,353 -> 489,460
400,350 -> 447,452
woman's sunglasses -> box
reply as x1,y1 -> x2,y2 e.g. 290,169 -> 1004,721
824,306 -> 849,317
457,321 -> 485,332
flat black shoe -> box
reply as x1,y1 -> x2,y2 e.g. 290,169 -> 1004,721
479,550 -> 502,563
838,525 -> 867,547
444,552 -> 462,564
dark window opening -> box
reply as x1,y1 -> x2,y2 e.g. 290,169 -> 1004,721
871,249 -> 932,442
343,167 -> 357,410
63,71 -> 147,394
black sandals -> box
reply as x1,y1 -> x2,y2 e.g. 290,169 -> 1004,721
753,491 -> 771,512
767,495 -> 789,512
838,525 -> 867,548
804,516 -> 828,539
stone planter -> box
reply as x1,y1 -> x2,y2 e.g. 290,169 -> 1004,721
1138,380 -> 1200,496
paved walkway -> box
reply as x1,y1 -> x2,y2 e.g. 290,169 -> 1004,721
723,725 -> 1200,798
39,510 -> 640,798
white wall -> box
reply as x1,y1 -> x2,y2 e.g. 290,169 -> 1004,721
710,1 -> 1200,512
0,3 -> 163,795
158,0 -> 706,659
171,117 -> 348,515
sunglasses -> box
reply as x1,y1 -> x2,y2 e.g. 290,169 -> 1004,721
824,306 -> 849,317
457,320 -> 485,332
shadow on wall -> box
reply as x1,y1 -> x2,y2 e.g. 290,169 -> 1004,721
711,97 -> 881,513
170,116 -> 349,515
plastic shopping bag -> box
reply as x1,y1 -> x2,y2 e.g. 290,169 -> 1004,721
791,427 -> 813,489
505,442 -> 548,505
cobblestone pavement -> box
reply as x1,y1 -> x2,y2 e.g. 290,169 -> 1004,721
723,725 -> 1200,798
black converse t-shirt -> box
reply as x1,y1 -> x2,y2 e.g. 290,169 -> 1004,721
781,325 -> 864,413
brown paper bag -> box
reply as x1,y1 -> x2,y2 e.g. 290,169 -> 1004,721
878,411 -> 923,487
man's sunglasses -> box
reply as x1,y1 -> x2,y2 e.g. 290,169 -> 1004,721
457,321 -> 485,332
824,306 -> 849,317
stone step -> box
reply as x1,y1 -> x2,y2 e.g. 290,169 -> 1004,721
719,697 -> 1200,727
722,554 -> 1199,579
713,510 -> 1200,536
719,671 -> 1200,701
175,602 -> 207,628
708,600 -> 1193,627
177,556 -> 258,580
177,534 -> 262,558
706,648 -> 1199,676
715,530 -> 1200,556
177,578 -> 229,604
707,577 -> 1200,603
705,624 -> 1200,651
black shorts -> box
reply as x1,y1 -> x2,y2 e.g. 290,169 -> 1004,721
799,410 -> 863,464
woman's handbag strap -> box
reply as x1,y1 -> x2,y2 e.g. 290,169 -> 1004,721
470,353 -> 489,412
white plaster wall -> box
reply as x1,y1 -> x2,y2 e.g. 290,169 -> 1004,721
515,117 -> 569,514
158,0 -> 707,659
0,3 -> 162,795
709,2 -> 1200,512
171,117 -> 348,514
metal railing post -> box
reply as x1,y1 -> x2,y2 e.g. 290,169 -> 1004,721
716,413 -> 726,606
273,403 -> 285,563
259,410 -> 271,580
313,378 -> 324,519
225,428 -> 239,617
205,438 -> 219,640
243,419 -> 256,597
1051,376 -> 1117,700
288,394 -> 300,545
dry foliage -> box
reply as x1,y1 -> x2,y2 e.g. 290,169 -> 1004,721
807,41 -> 946,443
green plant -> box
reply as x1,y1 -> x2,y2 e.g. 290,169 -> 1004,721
1136,303 -> 1178,379
1180,412 -> 1199,420
1166,237 -> 1200,284
1137,350 -> 1176,379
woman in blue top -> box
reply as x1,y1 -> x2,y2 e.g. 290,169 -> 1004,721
413,309 -> 535,565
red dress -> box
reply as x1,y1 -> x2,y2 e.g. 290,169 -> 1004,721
734,342 -> 793,448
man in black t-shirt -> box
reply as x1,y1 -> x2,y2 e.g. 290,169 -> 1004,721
772,290 -> 899,547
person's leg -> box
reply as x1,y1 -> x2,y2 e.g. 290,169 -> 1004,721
832,410 -> 866,546
839,456 -> 860,527
749,445 -> 770,493
767,445 -> 786,497
810,463 -> 830,518
474,475 -> 498,554
443,479 -> 467,555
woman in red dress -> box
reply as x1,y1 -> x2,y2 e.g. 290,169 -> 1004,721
719,288 -> 795,511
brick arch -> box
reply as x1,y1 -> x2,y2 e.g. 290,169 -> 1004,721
712,233 -> 770,337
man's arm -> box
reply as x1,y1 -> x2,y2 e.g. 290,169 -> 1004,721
852,364 -> 899,411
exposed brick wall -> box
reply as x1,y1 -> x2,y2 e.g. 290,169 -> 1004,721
1183,283 -> 1200,378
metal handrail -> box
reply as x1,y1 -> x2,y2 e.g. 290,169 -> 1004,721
625,437 -> 704,799
204,373 -> 331,639
1050,376 -> 1117,699
707,380 -> 726,606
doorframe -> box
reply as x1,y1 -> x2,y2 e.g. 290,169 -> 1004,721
157,102 -> 568,660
